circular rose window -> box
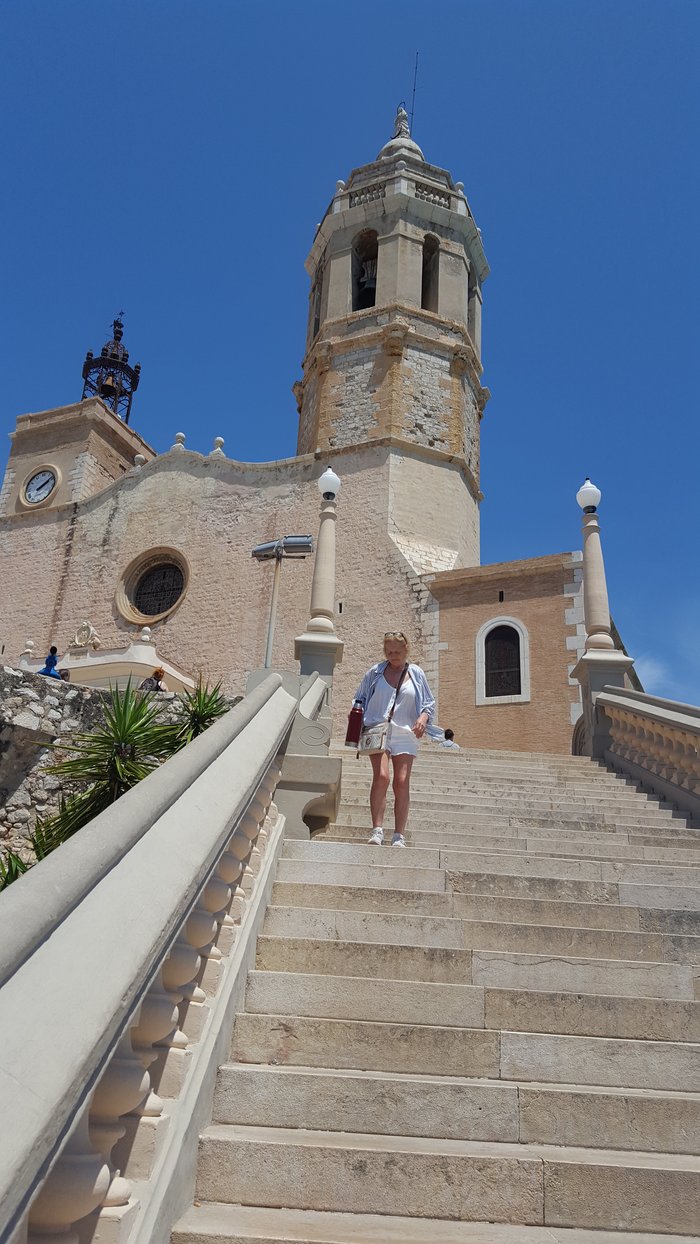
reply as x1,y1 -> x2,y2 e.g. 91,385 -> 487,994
117,549 -> 189,623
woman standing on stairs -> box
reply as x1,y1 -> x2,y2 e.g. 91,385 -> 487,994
352,632 -> 435,848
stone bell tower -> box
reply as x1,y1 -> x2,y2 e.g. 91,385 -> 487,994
294,106 -> 490,572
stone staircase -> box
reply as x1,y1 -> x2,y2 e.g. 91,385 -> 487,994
173,747 -> 700,1242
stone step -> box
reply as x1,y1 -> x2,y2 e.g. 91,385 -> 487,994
232,1014 -> 700,1091
255,934 -> 697,999
195,1124 -> 700,1233
290,838 -> 700,888
271,880 -> 641,929
448,867 -> 700,911
275,857 -> 445,892
262,904 -> 700,966
338,805 -> 687,832
338,793 -> 681,819
326,821 -> 700,848
213,1061 -> 700,1154
173,1202 -> 700,1244
326,828 -> 700,863
442,847 -> 700,888
245,970 -> 700,1042
339,778 -> 674,805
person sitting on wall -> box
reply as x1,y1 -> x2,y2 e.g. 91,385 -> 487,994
38,646 -> 62,679
138,666 -> 169,693
439,728 -> 461,751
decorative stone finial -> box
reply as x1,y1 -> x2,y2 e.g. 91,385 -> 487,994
139,626 -> 153,643
171,432 -> 186,451
210,436 -> 225,457
134,453 -> 146,470
335,180 -> 346,192
377,104 -> 425,162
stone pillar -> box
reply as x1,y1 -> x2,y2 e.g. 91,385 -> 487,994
325,247 -> 352,320
571,482 -> 635,756
580,507 -> 615,651
294,471 -> 344,684
467,280 -> 482,355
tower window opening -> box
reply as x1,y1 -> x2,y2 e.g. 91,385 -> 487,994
421,234 -> 440,312
352,230 -> 378,311
498,590 -> 504,603
311,265 -> 325,340
484,624 -> 521,698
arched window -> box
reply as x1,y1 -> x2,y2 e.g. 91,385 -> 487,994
485,626 -> 521,697
421,234 -> 439,312
352,230 -> 378,311
475,616 -> 531,705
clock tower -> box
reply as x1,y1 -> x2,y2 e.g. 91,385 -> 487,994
0,319 -> 153,518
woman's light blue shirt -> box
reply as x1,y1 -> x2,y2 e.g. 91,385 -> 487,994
353,661 -> 436,728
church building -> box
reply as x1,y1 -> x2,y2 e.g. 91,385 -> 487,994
0,109 -> 594,753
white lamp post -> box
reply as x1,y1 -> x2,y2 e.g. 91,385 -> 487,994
576,478 -> 614,651
571,477 -> 635,756
294,467 -> 344,681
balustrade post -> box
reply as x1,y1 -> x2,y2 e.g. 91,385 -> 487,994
28,1105 -> 110,1243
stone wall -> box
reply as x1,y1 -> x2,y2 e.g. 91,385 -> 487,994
428,553 -> 584,755
0,667 -> 109,858
0,667 -> 227,861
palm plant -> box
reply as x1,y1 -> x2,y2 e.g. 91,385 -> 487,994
0,677 -> 230,891
169,678 -> 229,749
0,851 -> 29,890
46,679 -> 174,818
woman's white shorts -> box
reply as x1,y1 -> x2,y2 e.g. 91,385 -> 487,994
385,724 -> 419,757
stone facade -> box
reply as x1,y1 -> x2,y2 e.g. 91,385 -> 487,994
0,112 -> 593,758
427,554 -> 585,755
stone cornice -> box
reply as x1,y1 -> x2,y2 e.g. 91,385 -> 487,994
424,552 -> 576,594
302,305 -> 485,391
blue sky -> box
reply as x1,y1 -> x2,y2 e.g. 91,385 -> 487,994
2,1 -> 698,702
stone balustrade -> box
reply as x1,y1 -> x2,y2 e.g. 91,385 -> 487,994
0,671 -> 334,1244
596,686 -> 700,820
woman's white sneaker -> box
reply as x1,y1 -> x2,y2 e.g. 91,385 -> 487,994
368,828 -> 384,845
391,833 -> 407,847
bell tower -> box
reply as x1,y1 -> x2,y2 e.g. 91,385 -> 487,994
294,107 -> 490,571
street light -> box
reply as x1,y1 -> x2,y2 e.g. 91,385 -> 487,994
576,477 -> 602,512
252,534 -> 314,668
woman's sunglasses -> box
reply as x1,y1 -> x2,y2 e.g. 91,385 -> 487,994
384,631 -> 407,642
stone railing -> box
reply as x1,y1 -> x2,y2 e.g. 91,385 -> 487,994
595,686 -> 700,820
414,180 -> 451,208
0,671 -> 331,1244
348,182 -> 385,207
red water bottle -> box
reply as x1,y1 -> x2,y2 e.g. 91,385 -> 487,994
345,702 -> 364,747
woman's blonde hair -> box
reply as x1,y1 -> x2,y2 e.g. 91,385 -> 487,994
383,630 -> 410,657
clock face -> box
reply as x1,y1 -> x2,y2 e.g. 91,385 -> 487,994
24,469 -> 57,505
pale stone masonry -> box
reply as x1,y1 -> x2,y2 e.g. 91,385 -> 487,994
0,109 -> 627,754
171,746 -> 700,1240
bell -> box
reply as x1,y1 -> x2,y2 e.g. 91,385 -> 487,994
360,258 -> 377,290
100,372 -> 117,398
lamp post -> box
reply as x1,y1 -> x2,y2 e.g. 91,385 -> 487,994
576,478 -> 615,651
294,467 -> 344,682
252,535 -> 314,669
571,477 -> 634,756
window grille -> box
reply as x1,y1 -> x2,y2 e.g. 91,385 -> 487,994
133,563 -> 184,617
484,625 -> 521,697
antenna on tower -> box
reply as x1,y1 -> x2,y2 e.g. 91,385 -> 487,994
410,51 -> 419,131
